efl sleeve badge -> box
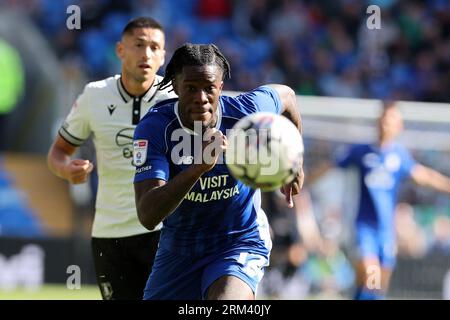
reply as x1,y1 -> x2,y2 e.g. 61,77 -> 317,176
133,139 -> 148,166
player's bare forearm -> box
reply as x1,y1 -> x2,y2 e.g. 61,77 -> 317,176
47,135 -> 93,184
412,165 -> 450,196
47,136 -> 76,180
134,164 -> 208,230
269,84 -> 304,205
267,84 -> 302,134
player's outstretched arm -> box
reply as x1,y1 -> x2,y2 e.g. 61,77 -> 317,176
267,84 -> 304,206
134,165 -> 206,230
266,84 -> 302,134
411,164 -> 450,195
47,135 -> 93,184
305,162 -> 334,185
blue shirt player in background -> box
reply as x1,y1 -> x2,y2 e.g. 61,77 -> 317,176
133,43 -> 303,300
313,101 -> 450,300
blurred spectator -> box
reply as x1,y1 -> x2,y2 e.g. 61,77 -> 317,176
259,191 -> 311,299
260,189 -> 354,299
1,0 -> 447,102
0,38 -> 24,151
301,237 -> 355,299
197,0 -> 232,20
430,215 -> 450,254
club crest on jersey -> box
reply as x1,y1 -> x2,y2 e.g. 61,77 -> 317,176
133,140 -> 148,166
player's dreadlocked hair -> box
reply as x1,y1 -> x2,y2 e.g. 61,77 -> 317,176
158,43 -> 231,91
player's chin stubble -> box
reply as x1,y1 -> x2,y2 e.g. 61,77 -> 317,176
203,113 -> 218,131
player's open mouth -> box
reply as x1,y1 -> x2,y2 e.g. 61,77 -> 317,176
139,63 -> 151,69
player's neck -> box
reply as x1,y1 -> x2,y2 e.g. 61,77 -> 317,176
121,74 -> 155,97
378,134 -> 394,147
180,113 -> 218,132
203,116 -> 218,132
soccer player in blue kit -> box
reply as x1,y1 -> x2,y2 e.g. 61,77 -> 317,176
133,43 -> 303,300
324,101 -> 450,300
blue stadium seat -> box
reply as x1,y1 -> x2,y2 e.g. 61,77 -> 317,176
78,29 -> 110,76
0,158 -> 45,238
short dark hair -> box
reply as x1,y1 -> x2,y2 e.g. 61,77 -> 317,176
159,43 -> 231,90
122,17 -> 163,36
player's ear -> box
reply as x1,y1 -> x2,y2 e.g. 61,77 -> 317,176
159,49 -> 165,67
219,81 -> 224,91
116,41 -> 123,60
172,78 -> 179,95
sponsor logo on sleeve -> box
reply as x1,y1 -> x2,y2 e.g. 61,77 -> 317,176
136,165 -> 152,174
133,140 -> 148,166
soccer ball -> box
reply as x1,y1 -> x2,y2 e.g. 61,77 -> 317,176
225,112 -> 304,191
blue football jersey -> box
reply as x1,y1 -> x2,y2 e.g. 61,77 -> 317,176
336,143 -> 416,230
134,86 -> 282,256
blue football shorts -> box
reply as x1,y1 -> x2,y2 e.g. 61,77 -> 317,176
349,223 -> 397,270
143,247 -> 270,300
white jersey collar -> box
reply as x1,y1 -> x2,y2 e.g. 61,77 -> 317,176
116,75 -> 161,103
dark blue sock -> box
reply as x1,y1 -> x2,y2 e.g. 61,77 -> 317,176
354,287 -> 384,300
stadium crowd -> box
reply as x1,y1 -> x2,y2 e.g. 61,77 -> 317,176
2,0 -> 449,103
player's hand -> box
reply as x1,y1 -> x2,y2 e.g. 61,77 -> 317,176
198,128 -> 227,172
64,159 -> 94,184
280,167 -> 304,208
